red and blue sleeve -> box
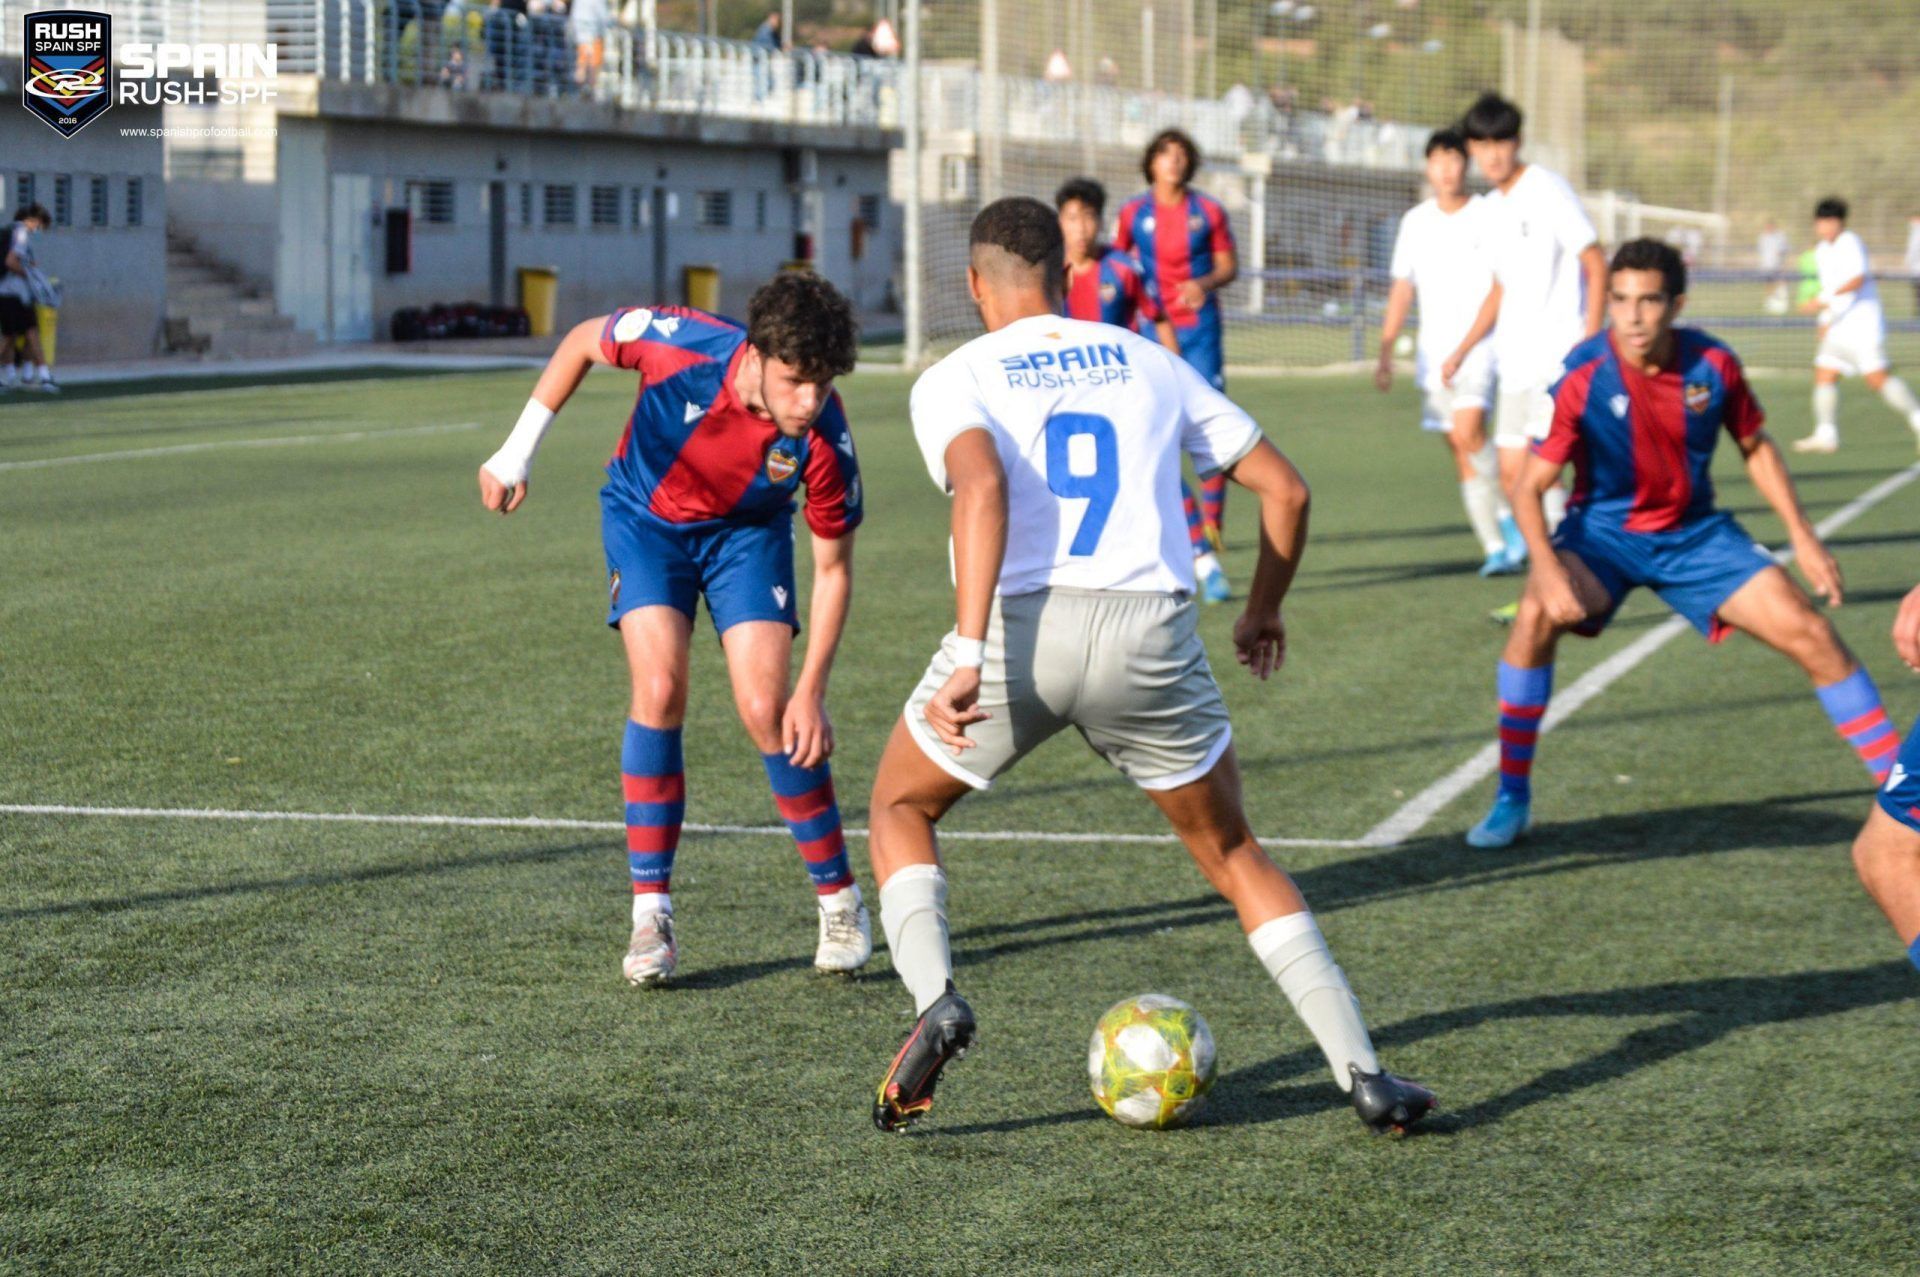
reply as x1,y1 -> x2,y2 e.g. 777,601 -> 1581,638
1534,358 -> 1602,466
1113,199 -> 1140,254
598,307 -> 716,382
1127,259 -> 1163,322
1205,197 -> 1235,258
1706,346 -> 1765,441
801,393 -> 864,539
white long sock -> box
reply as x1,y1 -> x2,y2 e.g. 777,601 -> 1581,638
1248,911 -> 1380,1092
632,891 -> 671,924
1460,440 -> 1504,554
1814,382 -> 1840,434
1542,484 -> 1568,533
1876,376 -> 1920,428
879,863 -> 951,1014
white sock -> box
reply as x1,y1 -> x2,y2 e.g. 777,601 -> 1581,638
1875,376 -> 1920,425
0,366 -> 14,386
1248,911 -> 1380,1092
879,863 -> 951,1014
1460,439 -> 1504,554
632,891 -> 671,924
31,363 -> 48,381
818,883 -> 862,912
1542,484 -> 1568,533
1814,382 -> 1839,434
1193,550 -> 1223,579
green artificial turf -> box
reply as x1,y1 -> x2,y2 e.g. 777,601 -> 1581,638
2,363 -> 1916,1273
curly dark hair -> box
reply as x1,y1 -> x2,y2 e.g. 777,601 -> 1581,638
969,197 -> 1065,276
1610,237 -> 1686,298
1141,129 -> 1199,187
1054,177 -> 1106,217
746,270 -> 859,382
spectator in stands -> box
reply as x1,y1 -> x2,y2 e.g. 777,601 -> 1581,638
752,10 -> 781,100
571,0 -> 609,93
0,204 -> 56,394
526,0 -> 572,94
485,0 -> 531,92
753,10 -> 781,50
850,23 -> 877,57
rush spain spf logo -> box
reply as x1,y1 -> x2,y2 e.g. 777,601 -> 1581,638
23,10 -> 112,138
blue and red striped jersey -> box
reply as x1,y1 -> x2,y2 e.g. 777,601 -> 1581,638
1062,245 -> 1163,331
598,305 -> 862,539
1112,190 -> 1235,330
1536,329 -> 1765,533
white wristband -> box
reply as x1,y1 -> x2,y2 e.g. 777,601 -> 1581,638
482,399 -> 556,487
950,636 -> 986,669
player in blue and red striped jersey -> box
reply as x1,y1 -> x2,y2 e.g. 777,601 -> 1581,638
1056,176 -> 1231,604
475,273 -> 871,984
1467,239 -> 1905,848
1114,131 -> 1240,552
1851,582 -> 1920,976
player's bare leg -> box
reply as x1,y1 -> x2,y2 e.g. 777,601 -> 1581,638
1145,746 -> 1433,1132
618,606 -> 693,985
1468,550 -> 1613,848
1712,566 -> 1903,782
867,718 -> 977,1131
1853,809 -> 1920,955
722,621 -> 869,972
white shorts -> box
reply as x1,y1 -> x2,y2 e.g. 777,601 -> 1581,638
1415,347 -> 1493,434
903,588 -> 1232,793
1494,383 -> 1555,449
1815,322 -> 1890,378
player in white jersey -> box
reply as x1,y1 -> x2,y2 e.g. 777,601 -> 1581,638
1443,93 -> 1606,550
1790,197 -> 1920,455
866,197 -> 1433,1137
1376,127 -> 1521,577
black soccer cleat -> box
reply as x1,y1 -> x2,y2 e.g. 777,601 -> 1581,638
1349,1065 -> 1436,1135
872,982 -> 976,1133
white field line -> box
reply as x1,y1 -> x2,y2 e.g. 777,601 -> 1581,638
0,803 -> 1365,849
0,421 -> 481,471
1360,459 -> 1920,847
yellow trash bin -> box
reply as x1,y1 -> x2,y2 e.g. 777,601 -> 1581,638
35,304 -> 56,367
684,264 -> 721,313
518,266 -> 559,337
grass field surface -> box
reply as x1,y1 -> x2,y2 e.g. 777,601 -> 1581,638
3,359 -> 1917,1273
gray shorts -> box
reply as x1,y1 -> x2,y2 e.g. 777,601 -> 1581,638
904,588 -> 1233,792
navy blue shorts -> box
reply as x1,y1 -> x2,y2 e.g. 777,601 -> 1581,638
1878,721 -> 1920,835
1555,509 -> 1776,642
601,487 -> 798,635
1172,320 -> 1225,390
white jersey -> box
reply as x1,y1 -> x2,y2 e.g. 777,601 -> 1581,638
1480,164 -> 1597,390
1389,195 -> 1496,381
910,313 -> 1263,597
1815,230 -> 1884,337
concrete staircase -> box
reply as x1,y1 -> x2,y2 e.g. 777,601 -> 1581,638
165,228 -> 317,359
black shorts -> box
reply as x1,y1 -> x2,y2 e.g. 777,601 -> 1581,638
0,295 -> 34,338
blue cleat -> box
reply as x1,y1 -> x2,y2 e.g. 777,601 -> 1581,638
1466,792 -> 1531,848
1478,548 -> 1519,577
1200,564 -> 1232,604
1499,513 -> 1528,568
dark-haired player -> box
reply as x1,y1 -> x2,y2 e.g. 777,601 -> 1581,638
1789,197 -> 1920,455
1467,239 -> 1904,848
1115,130 -> 1239,563
1443,93 -> 1606,560
476,274 -> 870,984
1057,176 -> 1230,603
868,196 -> 1432,1136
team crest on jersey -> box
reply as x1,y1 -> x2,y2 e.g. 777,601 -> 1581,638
1609,394 -> 1629,419
766,443 -> 799,483
1684,382 -> 1711,414
1188,214 -> 1205,233
1098,282 -> 1117,303
609,569 -> 621,607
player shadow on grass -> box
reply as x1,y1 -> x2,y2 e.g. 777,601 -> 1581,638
1205,959 -> 1917,1134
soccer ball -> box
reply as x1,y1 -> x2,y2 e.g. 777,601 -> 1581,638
1088,994 -> 1217,1129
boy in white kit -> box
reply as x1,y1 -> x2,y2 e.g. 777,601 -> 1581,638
1443,92 -> 1607,545
1376,126 -> 1520,576
864,197 -> 1433,1138
1790,197 -> 1920,455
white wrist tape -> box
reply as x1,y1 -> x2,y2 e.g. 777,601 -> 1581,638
950,636 -> 986,669
482,399 -> 556,486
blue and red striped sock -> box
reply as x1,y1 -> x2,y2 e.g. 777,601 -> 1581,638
622,720 -> 684,904
1200,472 -> 1228,535
1496,662 -> 1553,802
1815,667 -> 1901,782
762,753 -> 854,895
1181,481 -> 1208,553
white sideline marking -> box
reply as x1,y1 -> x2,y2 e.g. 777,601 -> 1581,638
0,421 -> 481,471
0,803 -> 1365,849
1360,459 -> 1920,847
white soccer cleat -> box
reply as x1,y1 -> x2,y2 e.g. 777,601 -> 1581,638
1790,428 -> 1839,454
622,911 -> 678,986
814,893 -> 872,973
